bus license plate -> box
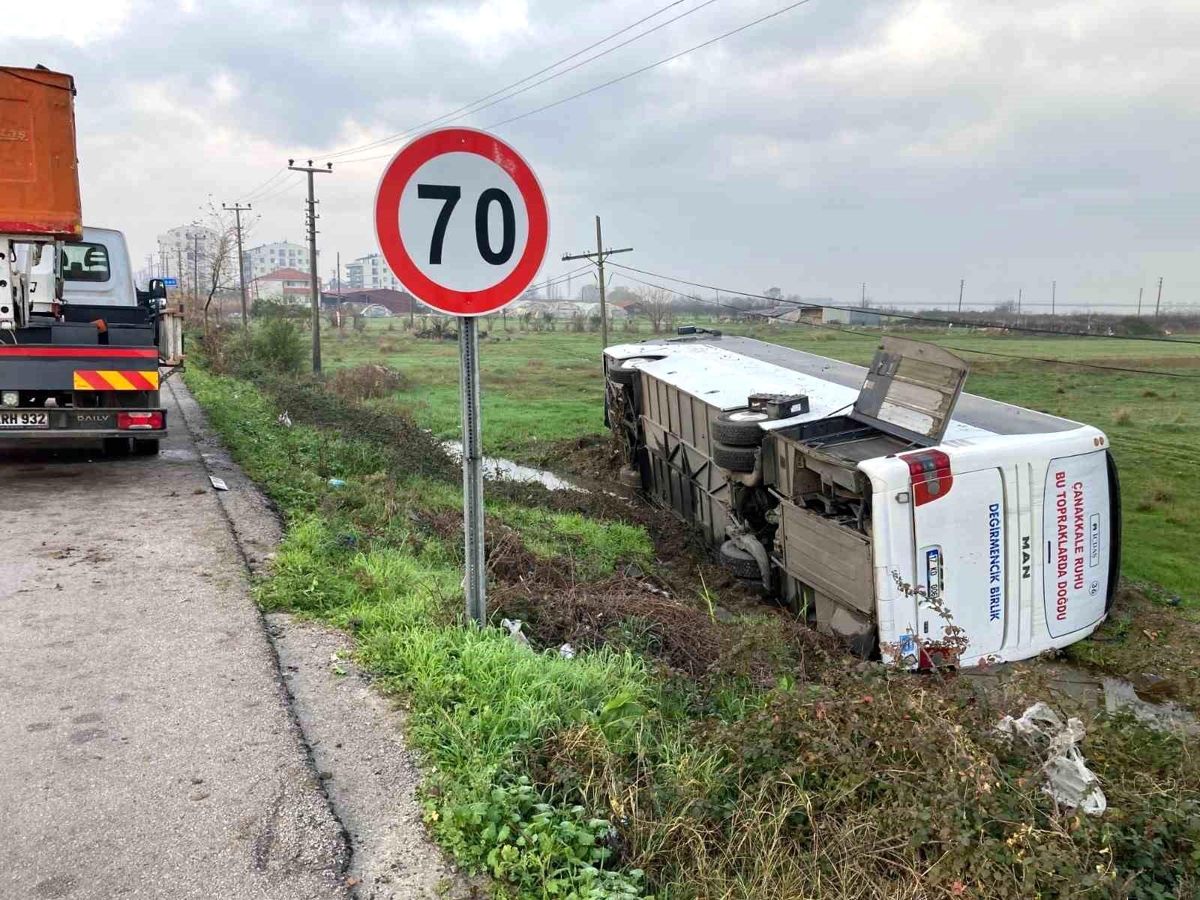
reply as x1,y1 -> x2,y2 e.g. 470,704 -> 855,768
0,411 -> 49,429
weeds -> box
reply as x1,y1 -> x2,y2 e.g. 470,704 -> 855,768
187,351 -> 1200,900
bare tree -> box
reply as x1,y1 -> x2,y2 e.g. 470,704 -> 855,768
198,203 -> 240,336
639,287 -> 674,334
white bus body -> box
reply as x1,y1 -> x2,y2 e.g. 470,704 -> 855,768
604,333 -> 1120,669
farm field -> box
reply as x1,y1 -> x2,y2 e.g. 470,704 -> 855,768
326,317 -> 1200,605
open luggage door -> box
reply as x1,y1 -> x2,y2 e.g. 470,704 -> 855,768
852,337 -> 969,446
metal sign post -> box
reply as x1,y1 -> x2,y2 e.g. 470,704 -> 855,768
458,315 -> 486,622
373,128 -> 549,627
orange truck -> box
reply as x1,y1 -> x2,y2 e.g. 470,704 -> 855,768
1,65 -> 171,454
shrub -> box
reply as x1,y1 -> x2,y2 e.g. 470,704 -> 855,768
327,364 -> 408,403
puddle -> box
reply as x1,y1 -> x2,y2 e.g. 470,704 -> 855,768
442,441 -> 582,492
966,662 -> 1198,735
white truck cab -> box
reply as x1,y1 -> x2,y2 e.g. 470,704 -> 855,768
604,333 -> 1120,669
27,226 -> 138,311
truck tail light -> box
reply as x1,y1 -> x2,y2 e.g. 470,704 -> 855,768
902,449 -> 953,506
117,411 -> 163,430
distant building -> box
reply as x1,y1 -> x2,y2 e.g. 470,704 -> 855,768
333,288 -> 420,315
243,241 -> 310,281
344,253 -> 404,291
823,305 -> 882,327
156,224 -> 220,289
250,267 -> 311,306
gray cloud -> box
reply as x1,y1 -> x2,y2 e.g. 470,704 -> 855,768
6,0 -> 1197,310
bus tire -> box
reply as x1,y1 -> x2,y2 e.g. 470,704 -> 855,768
712,441 -> 757,473
719,540 -> 761,579
713,408 -> 769,447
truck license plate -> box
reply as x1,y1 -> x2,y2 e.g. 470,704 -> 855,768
0,411 -> 49,429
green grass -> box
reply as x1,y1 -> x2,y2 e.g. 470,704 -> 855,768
325,318 -> 1200,604
188,355 -> 1200,900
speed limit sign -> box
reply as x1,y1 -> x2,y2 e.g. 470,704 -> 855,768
374,128 -> 549,627
374,127 -> 549,316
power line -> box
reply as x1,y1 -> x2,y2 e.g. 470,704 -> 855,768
237,167 -> 288,203
326,0 -> 714,161
482,0 -> 815,133
606,270 -> 1200,379
606,262 -> 1200,345
341,0 -> 815,165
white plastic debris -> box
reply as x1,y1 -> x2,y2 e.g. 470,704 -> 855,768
500,618 -> 530,647
996,701 -> 1106,815
559,643 -> 576,659
208,475 -> 228,491
278,411 -> 293,428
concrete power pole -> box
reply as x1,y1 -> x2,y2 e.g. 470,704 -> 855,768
957,278 -> 964,313
1155,277 -> 1164,318
1137,286 -> 1143,316
288,159 -> 333,374
1017,287 -> 1022,316
192,232 -> 200,302
561,215 -> 633,348
223,202 -> 252,329
1051,280 -> 1057,317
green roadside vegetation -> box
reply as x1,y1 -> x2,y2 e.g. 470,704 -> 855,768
188,320 -> 1200,899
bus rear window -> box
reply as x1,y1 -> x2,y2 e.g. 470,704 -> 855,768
61,243 -> 110,283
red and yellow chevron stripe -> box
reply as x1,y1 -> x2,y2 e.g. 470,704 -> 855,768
72,369 -> 160,391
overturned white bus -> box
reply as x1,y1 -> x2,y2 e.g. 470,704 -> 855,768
603,331 -> 1121,669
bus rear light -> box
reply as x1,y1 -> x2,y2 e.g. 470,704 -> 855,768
117,411 -> 163,430
902,449 -> 953,506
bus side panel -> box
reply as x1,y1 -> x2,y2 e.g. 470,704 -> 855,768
1042,451 -> 1111,639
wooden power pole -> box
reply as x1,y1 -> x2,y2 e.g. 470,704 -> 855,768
1155,277 -> 1164,318
288,159 -> 333,374
223,202 -> 252,329
561,215 -> 632,348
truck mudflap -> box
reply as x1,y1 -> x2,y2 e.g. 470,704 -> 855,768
0,407 -> 167,440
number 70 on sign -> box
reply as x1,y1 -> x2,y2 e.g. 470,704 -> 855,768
374,128 -> 550,317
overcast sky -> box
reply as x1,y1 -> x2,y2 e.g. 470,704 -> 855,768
7,0 -> 1198,311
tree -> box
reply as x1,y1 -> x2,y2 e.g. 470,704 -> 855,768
639,287 -> 674,334
198,203 -> 240,336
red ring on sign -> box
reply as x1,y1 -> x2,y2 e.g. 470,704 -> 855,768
374,127 -> 549,317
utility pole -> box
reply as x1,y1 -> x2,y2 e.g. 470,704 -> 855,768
223,202 -> 252,329
192,232 -> 200,302
561,215 -> 633,348
289,159 -> 333,374
145,253 -> 154,283
957,278 -> 964,313
176,247 -> 184,297
1155,276 -> 1163,318
861,282 -> 867,307
1137,286 -> 1143,316
1017,287 -> 1022,316
1051,280 -> 1056,316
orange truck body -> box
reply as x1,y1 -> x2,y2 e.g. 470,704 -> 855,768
0,66 -> 82,240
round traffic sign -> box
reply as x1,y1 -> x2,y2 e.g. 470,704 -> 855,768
374,127 -> 549,317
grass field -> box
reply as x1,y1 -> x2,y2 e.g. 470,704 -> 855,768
188,322 -> 1200,898
325,317 -> 1200,605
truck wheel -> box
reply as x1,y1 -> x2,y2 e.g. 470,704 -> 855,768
133,439 -> 160,456
719,540 -> 761,579
102,437 -> 131,457
712,440 -> 757,473
713,408 -> 769,447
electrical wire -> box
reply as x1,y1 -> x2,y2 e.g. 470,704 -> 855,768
482,0 -> 815,132
326,0 -> 712,161
340,0 -> 815,164
239,168 -> 289,203
607,262 -> 1200,346
606,270 -> 1200,379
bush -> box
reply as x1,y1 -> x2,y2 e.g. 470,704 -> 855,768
200,319 -> 306,379
327,364 -> 408,403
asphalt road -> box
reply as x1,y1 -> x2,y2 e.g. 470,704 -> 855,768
0,385 -> 350,899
